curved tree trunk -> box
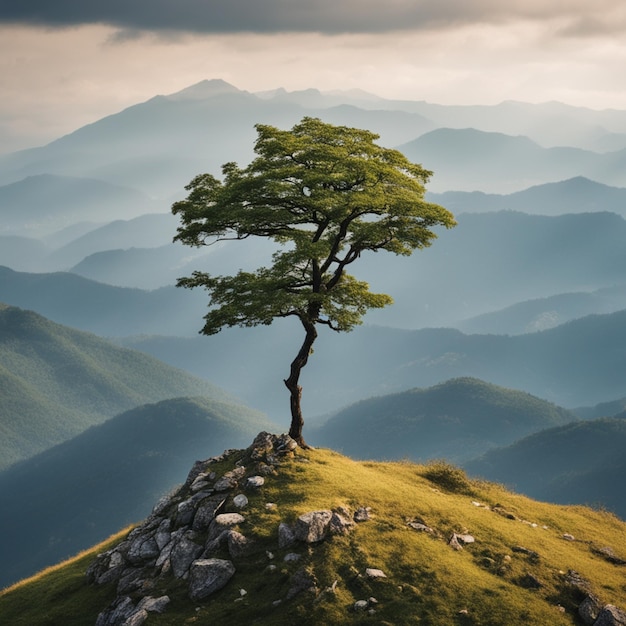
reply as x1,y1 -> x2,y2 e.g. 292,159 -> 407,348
284,319 -> 318,448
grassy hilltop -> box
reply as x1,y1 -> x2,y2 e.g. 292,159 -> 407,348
1,440 -> 625,625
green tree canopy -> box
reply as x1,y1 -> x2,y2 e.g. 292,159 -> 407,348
173,117 -> 455,445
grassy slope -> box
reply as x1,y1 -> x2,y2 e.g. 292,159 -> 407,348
1,445 -> 625,625
0,304 -> 233,469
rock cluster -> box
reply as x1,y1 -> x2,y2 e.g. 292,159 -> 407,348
87,431 -> 626,625
87,432 -> 372,625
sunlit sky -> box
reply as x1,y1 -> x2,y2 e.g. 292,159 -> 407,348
2,0 -> 626,152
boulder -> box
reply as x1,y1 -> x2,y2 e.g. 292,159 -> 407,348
579,594 -> 603,625
191,496 -> 226,531
294,510 -> 333,543
207,513 -> 245,541
188,559 -> 236,601
170,534 -> 203,579
595,605 -> 626,626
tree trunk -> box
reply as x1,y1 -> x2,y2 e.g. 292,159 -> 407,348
284,319 -> 318,448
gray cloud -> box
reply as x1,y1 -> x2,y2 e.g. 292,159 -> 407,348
1,0 -> 625,36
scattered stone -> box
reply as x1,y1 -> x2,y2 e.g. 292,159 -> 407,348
365,568 -> 387,579
137,596 -> 170,614
449,535 -> 463,551
354,507 -> 372,522
278,522 -> 296,549
329,508 -> 355,535
564,569 -> 593,594
284,553 -> 301,562
188,559 -> 236,601
354,600 -> 369,611
233,494 -> 248,509
454,533 -> 475,545
294,510 -> 333,543
265,502 -> 278,511
407,519 -> 434,533
492,506 -> 517,520
246,476 -> 265,489
591,545 -> 626,565
563,533 -> 576,541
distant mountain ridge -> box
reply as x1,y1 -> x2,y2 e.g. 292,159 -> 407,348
3,80 -> 626,201
0,174 -> 159,236
464,415 -> 626,519
0,304 -> 236,469
0,396 -> 278,589
310,377 -> 577,462
428,176 -> 626,217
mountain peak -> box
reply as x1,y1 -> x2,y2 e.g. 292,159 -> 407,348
166,79 -> 244,101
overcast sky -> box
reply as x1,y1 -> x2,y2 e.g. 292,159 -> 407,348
2,0 -> 626,152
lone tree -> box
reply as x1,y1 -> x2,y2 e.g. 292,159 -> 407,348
173,117 -> 455,447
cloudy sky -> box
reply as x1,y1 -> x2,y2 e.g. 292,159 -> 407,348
2,0 -> 626,152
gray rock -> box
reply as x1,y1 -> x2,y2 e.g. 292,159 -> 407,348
191,496 -> 226,531
579,594 -> 603,625
408,521 -> 434,533
171,535 -> 203,579
329,508 -> 355,535
188,559 -> 236,601
246,476 -> 265,489
595,605 -> 626,626
214,467 -> 246,492
591,546 -> 626,565
275,433 -> 298,453
123,609 -> 148,626
207,513 -> 245,541
449,534 -> 464,551
227,530 -> 252,559
233,494 -> 249,508
137,595 -> 170,614
354,507 -> 372,522
365,568 -> 387,579
294,510 -> 333,543
116,568 -> 145,595
354,600 -> 369,611
95,596 -> 136,626
278,522 -> 296,549
126,534 -> 159,566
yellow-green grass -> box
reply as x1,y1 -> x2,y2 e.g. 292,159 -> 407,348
2,447 -> 625,625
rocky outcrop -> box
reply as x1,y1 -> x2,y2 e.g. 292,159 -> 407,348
87,432 -> 372,625
87,431 -> 626,626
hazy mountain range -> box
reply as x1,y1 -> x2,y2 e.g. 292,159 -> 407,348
0,304 -> 236,469
2,79 -> 626,593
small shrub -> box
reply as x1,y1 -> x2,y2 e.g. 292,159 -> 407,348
421,460 -> 474,495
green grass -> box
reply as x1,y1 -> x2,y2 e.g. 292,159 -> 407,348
2,447 -> 625,625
